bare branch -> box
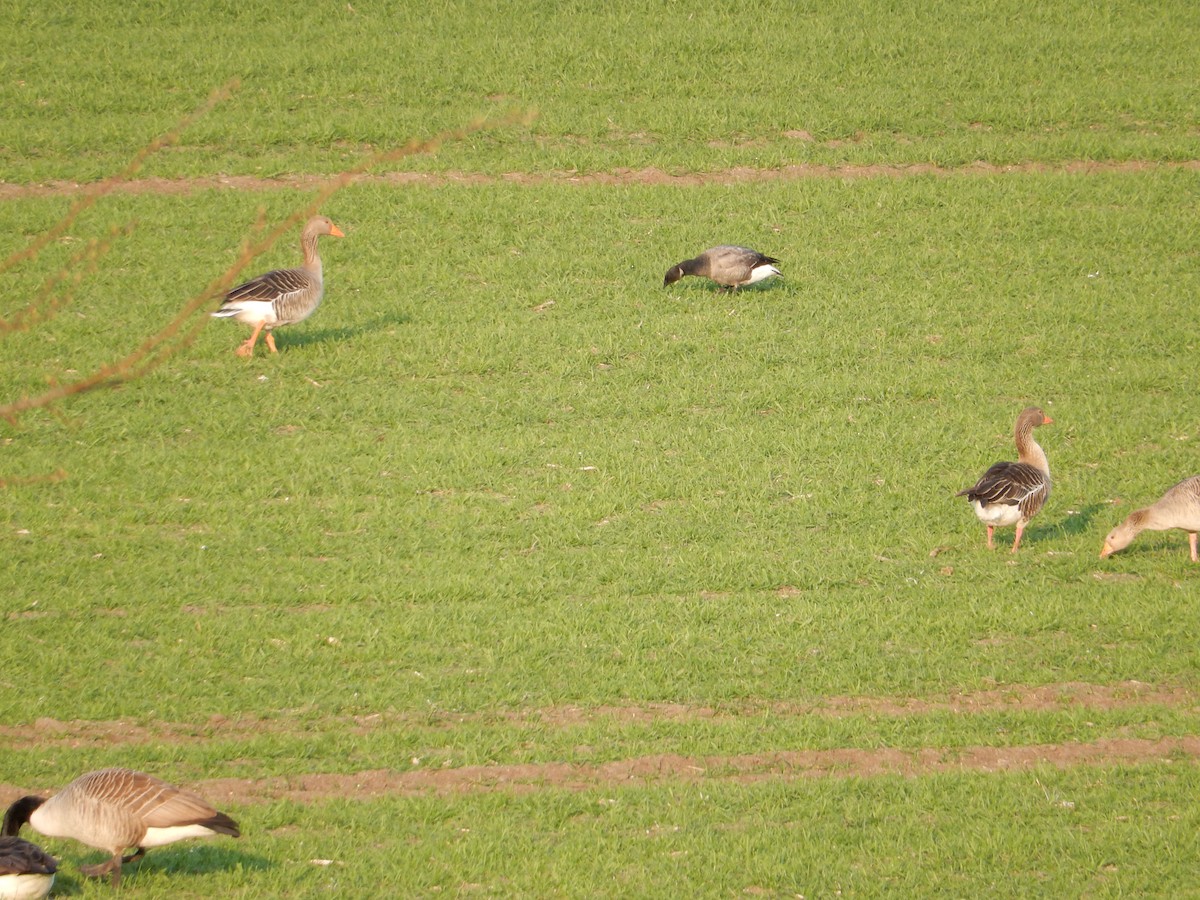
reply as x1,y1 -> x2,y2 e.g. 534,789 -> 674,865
0,224 -> 135,333
0,79 -> 239,277
0,103 -> 536,429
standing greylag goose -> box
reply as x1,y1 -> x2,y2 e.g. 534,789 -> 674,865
3,768 -> 240,887
957,407 -> 1053,552
0,836 -> 57,900
663,246 -> 781,291
1100,475 -> 1200,561
212,214 -> 344,357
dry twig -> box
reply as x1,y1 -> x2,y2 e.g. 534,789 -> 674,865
0,95 -> 534,427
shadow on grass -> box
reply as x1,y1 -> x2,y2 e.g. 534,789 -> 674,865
274,310 -> 414,352
1044,502 -> 1110,541
46,846 -> 271,894
663,277 -> 788,296
149,843 -> 271,875
994,503 -> 1107,549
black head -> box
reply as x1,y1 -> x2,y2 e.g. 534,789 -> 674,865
2,796 -> 44,836
663,265 -> 685,287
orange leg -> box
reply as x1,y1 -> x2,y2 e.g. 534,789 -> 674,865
237,322 -> 265,357
1010,522 -> 1025,553
985,525 -> 995,550
265,330 -> 278,353
80,852 -> 125,887
1190,532 -> 1197,563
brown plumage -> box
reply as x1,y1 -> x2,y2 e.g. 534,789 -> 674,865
212,215 -> 344,357
3,768 -> 239,887
663,245 -> 781,291
1100,475 -> 1200,561
957,407 -> 1053,552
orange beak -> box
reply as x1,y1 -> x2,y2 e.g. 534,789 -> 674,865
330,224 -> 346,238
1042,415 -> 1054,424
1099,542 -> 1113,559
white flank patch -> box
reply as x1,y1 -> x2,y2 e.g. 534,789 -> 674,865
211,300 -> 277,326
0,873 -> 55,900
139,824 -> 223,849
970,499 -> 1022,528
744,263 -> 781,285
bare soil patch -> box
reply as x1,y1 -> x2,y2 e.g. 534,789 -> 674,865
204,735 -> 1200,803
547,680 -> 1197,723
0,681 -> 1190,754
3,736 -> 1198,808
1,681 -> 1196,805
1,161 -> 1197,200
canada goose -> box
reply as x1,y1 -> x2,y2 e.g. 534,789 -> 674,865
0,836 -> 57,900
663,246 -> 781,291
1100,475 -> 1200,561
957,407 -> 1053,552
212,214 -> 345,357
3,769 -> 240,887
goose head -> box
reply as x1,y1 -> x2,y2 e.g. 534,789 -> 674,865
304,215 -> 345,240
1099,510 -> 1147,558
1,798 -> 44,839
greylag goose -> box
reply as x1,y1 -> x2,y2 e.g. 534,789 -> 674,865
663,246 -> 781,291
1100,475 -> 1200,561
212,214 -> 344,357
3,768 -> 240,887
957,407 -> 1053,552
0,836 -> 57,900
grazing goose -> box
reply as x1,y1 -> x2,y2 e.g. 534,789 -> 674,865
663,246 -> 781,291
957,407 -> 1053,552
1100,475 -> 1200,561
212,214 -> 344,357
0,836 -> 57,900
3,768 -> 240,887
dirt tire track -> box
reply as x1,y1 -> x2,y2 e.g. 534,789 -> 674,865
3,736 -> 1198,808
0,680 -> 1191,752
192,736 -> 1200,803
1,682 -> 1196,805
1,160 -> 1198,200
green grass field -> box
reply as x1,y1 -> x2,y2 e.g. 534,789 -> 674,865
2,0 -> 1200,896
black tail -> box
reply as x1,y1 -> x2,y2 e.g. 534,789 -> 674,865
201,811 -> 241,839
